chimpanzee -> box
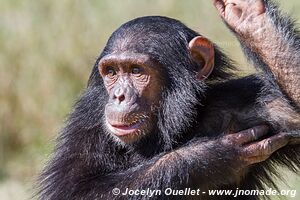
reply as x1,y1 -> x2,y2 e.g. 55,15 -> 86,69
38,0 -> 300,200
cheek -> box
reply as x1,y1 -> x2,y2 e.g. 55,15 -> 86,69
143,83 -> 162,105
105,84 -> 114,93
103,76 -> 118,92
134,77 -> 162,103
104,103 -> 111,117
132,76 -> 149,94
134,80 -> 157,101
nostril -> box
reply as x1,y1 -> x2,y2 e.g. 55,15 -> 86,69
113,87 -> 126,103
118,94 -> 125,102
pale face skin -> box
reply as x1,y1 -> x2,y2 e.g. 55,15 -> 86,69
99,52 -> 163,143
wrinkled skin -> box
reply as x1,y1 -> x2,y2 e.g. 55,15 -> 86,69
37,1 -> 300,200
99,53 -> 163,143
214,0 -> 300,107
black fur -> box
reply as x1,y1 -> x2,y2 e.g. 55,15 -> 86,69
37,8 -> 299,200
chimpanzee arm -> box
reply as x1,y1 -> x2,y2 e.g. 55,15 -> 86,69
69,126 -> 294,199
213,0 -> 300,108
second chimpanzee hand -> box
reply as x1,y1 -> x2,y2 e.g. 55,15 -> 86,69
219,125 -> 298,167
212,0 -> 266,35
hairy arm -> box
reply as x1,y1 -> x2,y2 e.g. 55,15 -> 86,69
214,0 -> 300,108
70,126 -> 293,199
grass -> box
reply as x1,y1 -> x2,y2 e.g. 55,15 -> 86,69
0,0 -> 299,199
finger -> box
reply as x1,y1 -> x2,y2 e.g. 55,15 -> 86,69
225,3 -> 243,22
213,0 -> 226,17
243,132 -> 290,158
254,0 -> 266,15
227,125 -> 269,145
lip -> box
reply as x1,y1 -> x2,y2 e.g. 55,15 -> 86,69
106,120 -> 143,136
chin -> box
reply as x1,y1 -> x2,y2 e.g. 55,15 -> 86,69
117,131 -> 144,144
105,120 -> 147,144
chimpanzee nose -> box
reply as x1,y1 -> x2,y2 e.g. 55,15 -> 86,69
113,87 -> 126,103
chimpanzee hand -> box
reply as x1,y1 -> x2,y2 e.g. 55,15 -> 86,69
212,0 -> 266,35
171,125 -> 296,187
218,125 -> 296,166
213,0 -> 300,132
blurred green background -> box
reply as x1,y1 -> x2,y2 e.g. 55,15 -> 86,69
0,0 -> 299,199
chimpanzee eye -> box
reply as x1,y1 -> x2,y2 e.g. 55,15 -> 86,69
106,66 -> 116,77
131,65 -> 142,75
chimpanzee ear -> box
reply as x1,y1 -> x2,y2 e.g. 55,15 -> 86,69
188,36 -> 215,80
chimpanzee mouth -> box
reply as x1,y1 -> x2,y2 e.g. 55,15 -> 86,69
106,119 -> 146,137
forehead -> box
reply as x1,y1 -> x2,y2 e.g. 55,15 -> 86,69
99,51 -> 155,65
99,52 -> 157,68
